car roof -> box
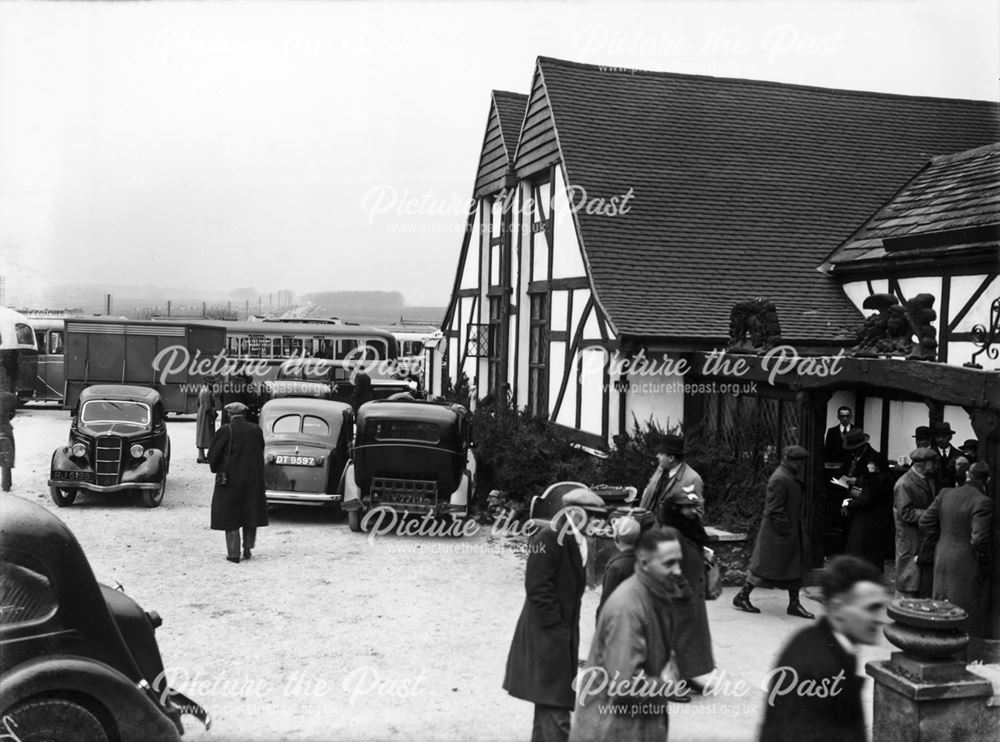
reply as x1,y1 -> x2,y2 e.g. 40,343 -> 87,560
79,385 -> 162,404
0,494 -> 84,570
356,400 -> 464,425
260,398 -> 353,416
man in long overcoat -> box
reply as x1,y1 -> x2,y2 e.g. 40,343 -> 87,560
919,462 -> 994,637
639,435 -> 704,526
572,526 -> 690,742
932,421 -> 963,488
503,488 -> 592,742
734,445 -> 814,618
893,447 -> 937,597
208,402 -> 268,563
0,390 -> 16,492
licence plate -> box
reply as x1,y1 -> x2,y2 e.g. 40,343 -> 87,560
380,493 -> 430,506
275,455 -> 317,466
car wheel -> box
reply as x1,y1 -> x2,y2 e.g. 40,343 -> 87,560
50,486 -> 78,507
348,508 -> 364,532
142,475 -> 166,508
5,697 -> 109,742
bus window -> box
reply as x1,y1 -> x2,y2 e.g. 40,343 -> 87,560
35,331 -> 46,352
336,339 -> 359,360
365,340 -> 387,359
271,338 -> 282,357
318,339 -> 333,359
290,337 -> 304,357
48,331 -> 64,355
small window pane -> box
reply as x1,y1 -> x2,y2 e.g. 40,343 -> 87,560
302,416 -> 331,437
49,331 -> 64,354
272,414 -> 301,434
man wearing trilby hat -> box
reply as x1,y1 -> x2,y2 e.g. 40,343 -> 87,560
932,421 -> 962,488
639,434 -> 704,528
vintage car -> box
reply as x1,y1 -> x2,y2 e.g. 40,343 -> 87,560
49,385 -> 171,508
342,400 -> 476,531
260,397 -> 354,507
0,494 -> 209,740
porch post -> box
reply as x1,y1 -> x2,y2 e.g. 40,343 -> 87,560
969,406 -> 1000,661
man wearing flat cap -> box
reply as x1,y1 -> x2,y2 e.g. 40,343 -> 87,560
639,434 -> 704,529
892,447 -> 938,597
504,484 -> 597,742
207,402 -> 269,563
734,445 -> 814,618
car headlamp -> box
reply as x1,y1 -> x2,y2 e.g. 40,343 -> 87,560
71,442 -> 87,458
130,444 -> 145,458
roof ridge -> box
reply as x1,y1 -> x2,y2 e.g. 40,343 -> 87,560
930,141 -> 1000,166
535,55 -> 999,106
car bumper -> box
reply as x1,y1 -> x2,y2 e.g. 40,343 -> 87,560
48,480 -> 161,493
370,500 -> 467,517
265,489 -> 343,505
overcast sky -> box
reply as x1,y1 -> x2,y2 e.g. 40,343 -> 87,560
1,0 -> 997,308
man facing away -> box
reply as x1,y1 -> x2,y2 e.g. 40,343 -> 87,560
733,445 -> 814,618
572,526 -> 692,742
596,516 -> 641,621
759,555 -> 889,742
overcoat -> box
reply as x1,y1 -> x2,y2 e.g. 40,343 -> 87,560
0,391 -> 15,468
596,549 -> 636,621
893,467 -> 935,591
670,533 -> 714,678
639,462 -> 704,523
759,618 -> 866,742
503,523 -> 586,709
919,482 -> 994,636
844,471 -> 894,569
571,574 -> 672,742
207,417 -> 269,531
195,386 -> 218,449
749,463 -> 811,582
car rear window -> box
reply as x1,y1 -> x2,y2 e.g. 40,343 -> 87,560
269,414 -> 332,437
370,420 -> 440,443
272,414 -> 302,435
0,557 -> 58,627
302,416 -> 330,436
81,400 -> 150,425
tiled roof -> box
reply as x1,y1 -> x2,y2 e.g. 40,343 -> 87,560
534,57 -> 1000,340
823,142 -> 1000,266
492,91 -> 528,161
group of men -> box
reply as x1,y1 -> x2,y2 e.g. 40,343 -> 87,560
823,407 -> 993,637
503,434 -> 897,742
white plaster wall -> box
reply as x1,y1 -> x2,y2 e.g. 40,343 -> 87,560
863,397 -> 884,452
947,342 -> 999,370
515,185 -> 532,409
886,400 -> 931,464
551,291 -> 568,332
949,275 -> 995,331
579,346 -> 605,437
549,341 -> 566,420
460,206 -> 481,290
896,277 -> 941,303
551,165 -> 588,280
942,405 -> 976,450
842,280 -> 890,313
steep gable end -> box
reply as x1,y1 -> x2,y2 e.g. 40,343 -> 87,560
474,90 -> 528,198
513,64 -> 561,179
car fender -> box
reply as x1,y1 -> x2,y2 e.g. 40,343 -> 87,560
50,446 -> 92,475
341,461 -> 361,508
447,471 -> 470,510
121,449 -> 165,484
0,655 -> 181,741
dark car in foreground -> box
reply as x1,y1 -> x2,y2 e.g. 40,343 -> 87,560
342,400 -> 476,531
48,385 -> 170,508
0,494 -> 209,741
260,397 -> 354,507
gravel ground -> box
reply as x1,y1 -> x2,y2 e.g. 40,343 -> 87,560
7,405 -> 552,742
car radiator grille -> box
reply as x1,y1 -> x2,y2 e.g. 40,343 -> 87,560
95,436 -> 123,486
372,476 -> 438,505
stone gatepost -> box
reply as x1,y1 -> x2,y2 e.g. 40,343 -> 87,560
865,599 -> 998,742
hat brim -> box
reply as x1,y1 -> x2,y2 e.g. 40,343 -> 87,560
843,434 -> 870,449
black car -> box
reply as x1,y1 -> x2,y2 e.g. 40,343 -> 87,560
0,494 -> 209,741
49,385 -> 170,508
342,400 -> 476,531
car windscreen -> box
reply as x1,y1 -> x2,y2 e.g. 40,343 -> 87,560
368,420 -> 440,443
81,400 -> 150,426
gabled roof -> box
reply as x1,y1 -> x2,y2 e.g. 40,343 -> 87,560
822,142 -> 1000,269
473,90 -> 529,197
529,57 -> 1000,340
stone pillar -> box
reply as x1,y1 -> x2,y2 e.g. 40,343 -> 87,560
866,598 -> 998,742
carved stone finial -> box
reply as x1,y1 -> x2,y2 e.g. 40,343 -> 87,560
728,298 -> 782,353
850,293 -> 938,361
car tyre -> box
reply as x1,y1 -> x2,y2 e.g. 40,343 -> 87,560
5,698 -> 109,742
50,486 -> 78,507
348,508 -> 364,533
142,475 -> 166,508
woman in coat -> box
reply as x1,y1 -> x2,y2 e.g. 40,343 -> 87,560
208,402 -> 269,563
195,377 -> 219,463
660,487 -> 715,689
842,458 -> 894,572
